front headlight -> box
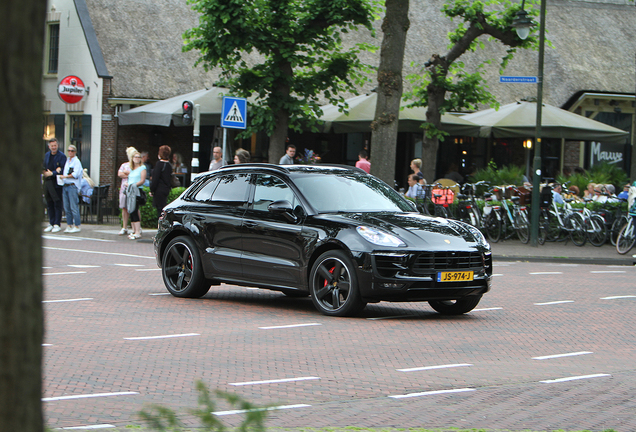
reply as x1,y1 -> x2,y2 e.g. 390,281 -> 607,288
466,224 -> 490,248
356,226 -> 405,247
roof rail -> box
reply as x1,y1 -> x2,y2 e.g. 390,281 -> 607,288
217,163 -> 290,173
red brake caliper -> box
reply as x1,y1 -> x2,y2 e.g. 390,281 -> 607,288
323,266 -> 335,287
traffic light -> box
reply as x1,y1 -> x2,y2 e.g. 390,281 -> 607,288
182,100 -> 193,126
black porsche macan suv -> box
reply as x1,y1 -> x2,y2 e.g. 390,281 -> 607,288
154,164 -> 492,317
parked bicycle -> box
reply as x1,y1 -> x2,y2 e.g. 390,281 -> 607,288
579,197 -> 608,247
537,183 -> 586,246
483,185 -> 530,244
455,181 -> 490,228
616,204 -> 636,254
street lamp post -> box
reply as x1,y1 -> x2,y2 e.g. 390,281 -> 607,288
513,0 -> 546,247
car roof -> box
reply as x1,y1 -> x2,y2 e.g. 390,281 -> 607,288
216,163 -> 367,175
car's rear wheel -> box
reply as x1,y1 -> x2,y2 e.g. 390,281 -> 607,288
309,250 -> 366,317
428,295 -> 482,315
162,236 -> 210,298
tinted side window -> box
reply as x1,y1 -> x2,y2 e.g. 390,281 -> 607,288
193,178 -> 220,202
210,174 -> 251,207
251,174 -> 296,211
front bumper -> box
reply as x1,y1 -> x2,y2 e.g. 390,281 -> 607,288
352,250 -> 493,302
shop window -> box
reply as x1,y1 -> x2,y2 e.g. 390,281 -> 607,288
70,115 -> 91,173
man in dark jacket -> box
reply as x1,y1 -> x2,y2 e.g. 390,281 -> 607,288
42,138 -> 67,232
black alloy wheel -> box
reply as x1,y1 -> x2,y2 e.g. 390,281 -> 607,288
428,295 -> 483,315
161,236 -> 210,298
309,250 -> 366,317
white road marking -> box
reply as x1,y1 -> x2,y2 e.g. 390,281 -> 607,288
534,300 -> 574,306
259,323 -> 322,329
389,388 -> 475,399
43,392 -> 139,402
601,295 -> 636,300
367,315 -> 416,320
492,274 -> 504,277
42,267 -> 52,269
213,404 -> 311,416
540,373 -> 611,384
149,293 -> 171,296
135,268 -> 161,272
43,298 -> 93,303
43,235 -> 114,243
67,265 -> 101,268
533,351 -> 593,360
58,425 -> 115,430
229,376 -> 320,386
43,271 -> 87,276
114,263 -> 146,267
124,333 -> 200,341
42,344 -> 53,347
590,270 -> 626,274
529,272 -> 563,275
397,363 -> 472,372
42,235 -> 82,241
44,246 -> 154,259
473,307 -> 503,312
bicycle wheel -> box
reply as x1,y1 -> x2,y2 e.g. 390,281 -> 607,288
616,219 -> 636,254
538,211 -> 548,245
565,213 -> 586,246
484,212 -> 502,243
515,209 -> 530,244
586,214 -> 608,247
610,215 -> 628,246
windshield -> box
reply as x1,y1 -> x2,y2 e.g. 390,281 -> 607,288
292,173 -> 413,213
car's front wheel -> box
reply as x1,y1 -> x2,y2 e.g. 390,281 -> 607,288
428,295 -> 482,315
161,236 -> 210,298
309,250 -> 366,317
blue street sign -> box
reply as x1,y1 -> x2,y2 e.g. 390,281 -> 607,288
499,76 -> 538,84
221,97 -> 247,129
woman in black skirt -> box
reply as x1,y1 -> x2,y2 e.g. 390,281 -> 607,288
150,145 -> 173,217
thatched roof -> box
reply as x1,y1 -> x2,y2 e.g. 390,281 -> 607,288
86,0 -> 636,107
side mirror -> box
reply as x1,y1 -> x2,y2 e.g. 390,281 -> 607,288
268,200 -> 298,222
406,199 -> 418,211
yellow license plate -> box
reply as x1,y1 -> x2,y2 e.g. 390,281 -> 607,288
437,271 -> 474,282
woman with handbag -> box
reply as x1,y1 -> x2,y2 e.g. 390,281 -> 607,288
125,151 -> 147,240
150,145 -> 172,218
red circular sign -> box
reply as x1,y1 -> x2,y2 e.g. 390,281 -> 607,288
58,75 -> 86,104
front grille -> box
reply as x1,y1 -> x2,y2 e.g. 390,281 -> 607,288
413,251 -> 483,274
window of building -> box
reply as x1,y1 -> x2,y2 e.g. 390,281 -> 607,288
47,23 -> 59,74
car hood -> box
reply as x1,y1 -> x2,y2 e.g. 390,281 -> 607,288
317,212 -> 487,250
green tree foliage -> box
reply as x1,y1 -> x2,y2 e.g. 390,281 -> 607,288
182,0 -> 378,162
405,0 -> 541,182
139,187 -> 186,228
139,380 -> 268,431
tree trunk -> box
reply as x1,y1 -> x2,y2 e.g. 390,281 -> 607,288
269,111 -> 289,163
421,83 -> 445,182
267,61 -> 293,164
370,0 -> 409,187
0,1 -> 46,432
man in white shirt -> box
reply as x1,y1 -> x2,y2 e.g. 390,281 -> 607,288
59,144 -> 83,233
279,144 -> 296,165
208,146 -> 225,171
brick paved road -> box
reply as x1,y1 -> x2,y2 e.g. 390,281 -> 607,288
42,233 -> 636,431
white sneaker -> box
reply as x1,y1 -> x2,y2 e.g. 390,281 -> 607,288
69,226 -> 81,233
118,228 -> 128,235
44,225 -> 53,232
64,226 -> 73,233
51,225 -> 61,233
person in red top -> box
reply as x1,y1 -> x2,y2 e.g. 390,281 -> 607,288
355,149 -> 371,173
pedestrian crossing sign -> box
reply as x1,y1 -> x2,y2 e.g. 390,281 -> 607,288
221,97 -> 247,129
